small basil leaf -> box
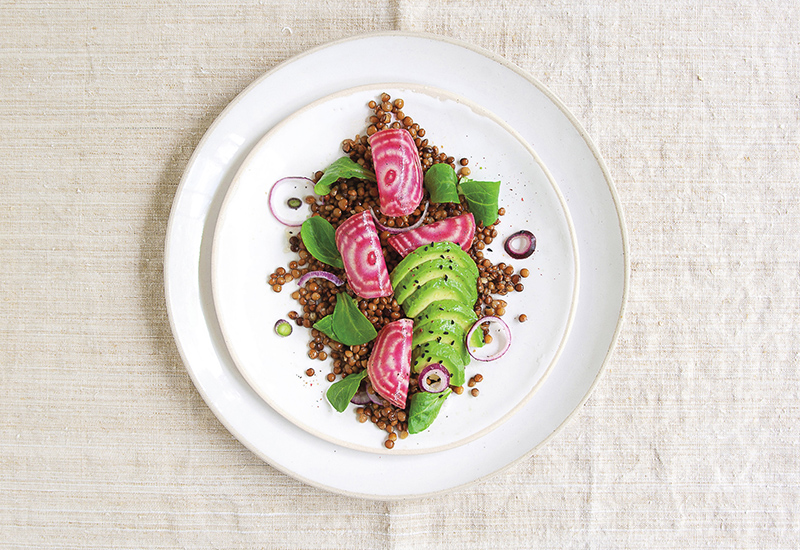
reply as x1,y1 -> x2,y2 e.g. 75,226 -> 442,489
326,370 -> 368,413
312,314 -> 337,341
423,163 -> 460,203
458,179 -> 501,227
407,388 -> 452,434
469,327 -> 485,349
300,216 -> 344,269
331,293 -> 377,346
446,361 -> 466,388
315,157 -> 376,195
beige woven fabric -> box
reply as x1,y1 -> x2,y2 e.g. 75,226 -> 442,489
1,1 -> 798,547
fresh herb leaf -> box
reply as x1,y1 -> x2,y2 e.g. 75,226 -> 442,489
312,315 -> 337,340
313,293 -> 377,346
408,388 -> 452,434
300,216 -> 344,269
446,361 -> 465,387
469,327 -> 485,348
458,179 -> 501,227
326,370 -> 368,413
423,163 -> 460,203
315,157 -> 376,195
332,293 -> 378,345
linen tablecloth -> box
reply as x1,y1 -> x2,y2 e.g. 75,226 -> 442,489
1,1 -> 798,547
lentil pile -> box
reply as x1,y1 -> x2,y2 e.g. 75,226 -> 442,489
267,92 -> 530,449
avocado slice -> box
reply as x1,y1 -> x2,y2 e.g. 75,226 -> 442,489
401,277 -> 477,318
390,241 -> 478,289
414,299 -> 479,333
412,320 -> 469,364
394,258 -> 475,305
411,341 -> 467,386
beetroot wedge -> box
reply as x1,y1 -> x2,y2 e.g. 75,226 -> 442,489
368,128 -> 423,217
335,210 -> 392,298
387,212 -> 476,257
367,318 -> 413,408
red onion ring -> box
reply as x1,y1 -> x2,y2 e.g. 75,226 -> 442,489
466,316 -> 512,362
350,389 -> 372,405
418,363 -> 450,393
504,230 -> 536,259
369,201 -> 429,234
273,319 -> 292,337
268,176 -> 317,227
296,270 -> 344,288
366,385 -> 385,406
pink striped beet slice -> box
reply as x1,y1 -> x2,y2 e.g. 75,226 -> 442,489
368,128 -> 423,217
387,212 -> 476,257
334,210 -> 392,298
367,318 -> 413,408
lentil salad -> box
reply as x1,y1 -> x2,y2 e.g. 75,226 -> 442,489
267,93 -> 532,449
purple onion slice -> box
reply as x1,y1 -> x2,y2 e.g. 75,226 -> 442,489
296,270 -> 344,288
504,230 -> 536,259
273,319 -> 292,337
418,363 -> 450,393
466,316 -> 512,362
267,176 -> 317,227
369,200 -> 430,234
350,389 -> 372,405
365,385 -> 385,406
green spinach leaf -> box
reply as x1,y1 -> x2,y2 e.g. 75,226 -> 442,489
300,216 -> 344,269
468,327 -> 485,349
326,369 -> 368,413
407,388 -> 452,434
313,293 -> 377,346
312,314 -> 336,340
423,163 -> 460,203
315,157 -> 376,195
458,179 -> 501,227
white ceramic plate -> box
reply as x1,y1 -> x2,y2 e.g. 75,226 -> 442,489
164,32 -> 628,499
211,84 -> 579,454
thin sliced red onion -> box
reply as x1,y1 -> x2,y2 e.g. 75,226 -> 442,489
296,270 -> 344,288
504,230 -> 536,259
366,385 -> 385,406
369,201 -> 429,234
418,363 -> 450,393
466,316 -> 512,362
273,319 -> 292,337
268,176 -> 317,227
350,389 -> 372,405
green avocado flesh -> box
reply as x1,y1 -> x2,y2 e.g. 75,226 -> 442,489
390,241 -> 478,289
394,258 -> 469,305
411,341 -> 466,386
412,320 -> 469,364
401,277 -> 477,318
413,300 -> 478,335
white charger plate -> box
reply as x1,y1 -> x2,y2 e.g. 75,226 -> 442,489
164,32 -> 628,499
211,84 -> 579,454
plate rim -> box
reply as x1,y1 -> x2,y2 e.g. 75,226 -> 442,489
164,31 -> 630,499
209,81 -> 581,455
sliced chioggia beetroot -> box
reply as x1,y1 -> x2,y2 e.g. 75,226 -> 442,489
387,212 -> 476,257
368,128 -> 423,217
334,210 -> 393,298
367,318 -> 413,408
